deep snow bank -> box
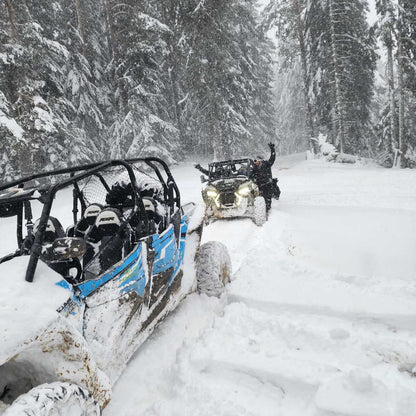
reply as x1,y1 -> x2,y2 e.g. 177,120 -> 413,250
0,257 -> 71,363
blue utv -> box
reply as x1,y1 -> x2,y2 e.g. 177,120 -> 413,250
0,158 -> 231,415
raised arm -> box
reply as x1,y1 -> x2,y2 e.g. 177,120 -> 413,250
194,163 -> 210,176
267,143 -> 276,166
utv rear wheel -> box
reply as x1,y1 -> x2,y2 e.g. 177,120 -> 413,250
4,382 -> 100,416
196,241 -> 231,297
253,196 -> 267,226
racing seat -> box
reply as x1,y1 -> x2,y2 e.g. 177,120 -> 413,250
33,216 -> 66,243
33,216 -> 82,283
84,208 -> 132,276
126,197 -> 165,241
67,204 -> 102,238
134,197 -> 165,239
143,197 -> 163,229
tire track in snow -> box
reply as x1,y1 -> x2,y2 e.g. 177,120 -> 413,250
171,297 -> 416,415
228,293 -> 416,332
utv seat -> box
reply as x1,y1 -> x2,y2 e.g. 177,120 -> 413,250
143,197 -> 163,228
33,216 -> 66,243
84,208 -> 132,276
33,216 -> 81,283
133,197 -> 166,239
67,204 -> 102,238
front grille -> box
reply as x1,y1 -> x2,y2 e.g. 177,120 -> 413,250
220,192 -> 235,206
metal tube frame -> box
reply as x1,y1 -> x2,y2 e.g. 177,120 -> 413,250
0,158 -> 180,283
24,160 -> 149,282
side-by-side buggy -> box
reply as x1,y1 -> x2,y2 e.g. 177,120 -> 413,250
200,158 -> 268,226
0,158 -> 231,415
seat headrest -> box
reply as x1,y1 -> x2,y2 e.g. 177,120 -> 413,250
142,197 -> 156,213
84,204 -> 102,225
94,208 -> 122,236
95,209 -> 122,227
33,216 -> 65,243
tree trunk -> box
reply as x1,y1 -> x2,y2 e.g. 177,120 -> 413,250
74,0 -> 88,57
396,23 -> 405,167
329,0 -> 345,153
162,0 -> 187,150
386,38 -> 397,159
168,46 -> 187,148
103,0 -> 114,59
292,0 -> 317,153
211,101 -> 224,160
4,0 -> 17,38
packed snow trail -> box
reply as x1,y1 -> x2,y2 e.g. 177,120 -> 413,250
105,156 -> 416,416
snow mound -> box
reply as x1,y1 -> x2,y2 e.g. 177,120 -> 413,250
315,369 -> 416,416
0,257 -> 71,363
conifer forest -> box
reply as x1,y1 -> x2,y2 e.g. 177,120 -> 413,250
0,0 -> 415,179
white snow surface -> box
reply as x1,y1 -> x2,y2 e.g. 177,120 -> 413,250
104,155 -> 416,416
0,257 -> 71,363
1,155 -> 416,415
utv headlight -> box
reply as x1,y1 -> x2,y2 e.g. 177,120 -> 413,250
237,185 -> 251,196
207,189 -> 218,198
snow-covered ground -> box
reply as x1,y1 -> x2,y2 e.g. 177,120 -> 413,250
1,155 -> 415,415
104,155 -> 416,416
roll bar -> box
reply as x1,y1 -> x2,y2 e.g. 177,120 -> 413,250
0,157 -> 181,283
24,160 -> 149,282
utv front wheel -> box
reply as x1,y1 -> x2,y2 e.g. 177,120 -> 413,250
253,196 -> 267,226
4,382 -> 100,416
196,241 -> 231,297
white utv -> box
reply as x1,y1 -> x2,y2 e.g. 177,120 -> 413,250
0,158 -> 231,415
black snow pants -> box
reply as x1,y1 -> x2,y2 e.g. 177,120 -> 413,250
272,178 -> 281,200
259,181 -> 273,211
259,179 -> 280,211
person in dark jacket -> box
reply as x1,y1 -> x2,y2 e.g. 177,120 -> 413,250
252,143 -> 280,211
194,163 -> 227,180
194,163 -> 210,177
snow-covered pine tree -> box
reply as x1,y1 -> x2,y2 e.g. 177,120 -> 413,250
374,0 -> 416,167
105,0 -> 179,163
62,0 -> 110,162
181,0 -> 246,159
375,0 -> 399,163
399,0 -> 416,96
273,55 -> 309,155
397,0 -> 416,166
157,0 -> 212,155
263,0 -> 316,152
0,1 -> 71,176
308,0 -> 376,154
0,0 -> 108,178
240,1 -> 276,157
156,0 -> 189,154
181,0 -> 275,160
0,3 -> 24,180
0,89 -> 23,181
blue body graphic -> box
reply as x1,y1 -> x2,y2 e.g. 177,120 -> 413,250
58,215 -> 189,308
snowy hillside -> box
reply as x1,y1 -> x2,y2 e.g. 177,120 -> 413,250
104,155 -> 416,416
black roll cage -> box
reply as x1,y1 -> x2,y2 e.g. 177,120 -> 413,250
207,158 -> 254,181
0,158 -> 181,283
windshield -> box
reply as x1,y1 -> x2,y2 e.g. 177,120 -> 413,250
208,159 -> 252,180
